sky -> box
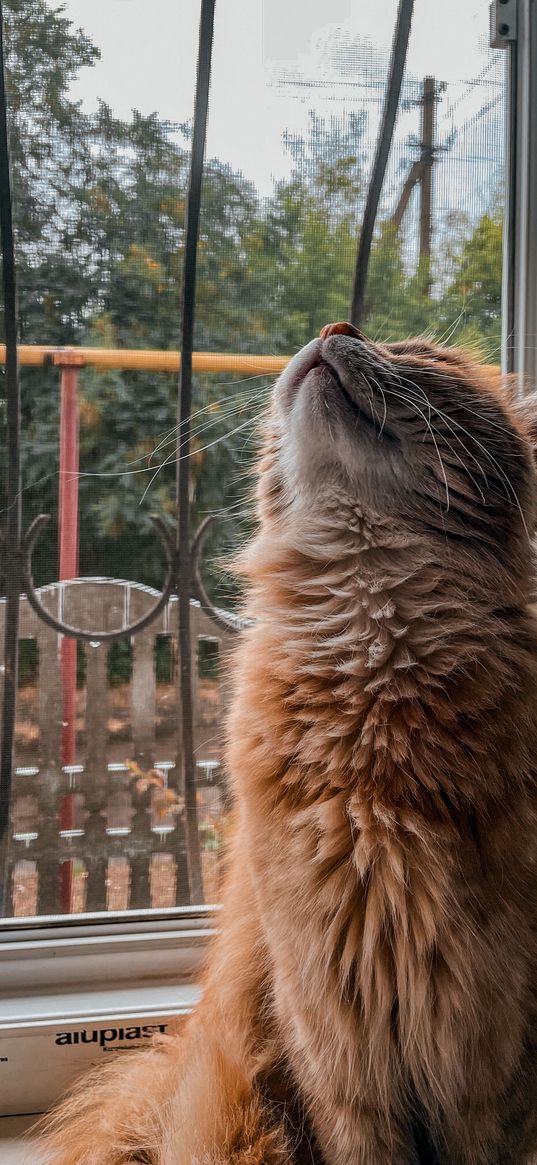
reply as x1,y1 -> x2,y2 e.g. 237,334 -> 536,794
60,0 -> 498,196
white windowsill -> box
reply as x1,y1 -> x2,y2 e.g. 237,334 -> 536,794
1,981 -> 201,1117
0,910 -> 214,1117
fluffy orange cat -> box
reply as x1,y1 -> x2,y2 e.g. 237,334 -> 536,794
42,325 -> 537,1164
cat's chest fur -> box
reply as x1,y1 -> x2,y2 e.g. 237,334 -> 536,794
248,781 -> 521,1130
257,785 -> 455,997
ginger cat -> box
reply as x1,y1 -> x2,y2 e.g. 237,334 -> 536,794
42,325 -> 537,1164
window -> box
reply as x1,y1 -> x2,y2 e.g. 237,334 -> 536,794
1,0 -> 524,1118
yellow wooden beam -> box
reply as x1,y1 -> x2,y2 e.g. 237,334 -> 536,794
0,344 -> 290,374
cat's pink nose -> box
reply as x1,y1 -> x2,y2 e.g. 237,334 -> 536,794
320,321 -> 362,340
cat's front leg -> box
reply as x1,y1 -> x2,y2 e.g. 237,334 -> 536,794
307,1095 -> 417,1165
280,1016 -> 415,1165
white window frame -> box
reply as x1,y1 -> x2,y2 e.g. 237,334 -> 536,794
0,907 -> 216,992
498,0 -> 537,380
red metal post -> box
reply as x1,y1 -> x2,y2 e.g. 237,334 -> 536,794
57,363 -> 81,911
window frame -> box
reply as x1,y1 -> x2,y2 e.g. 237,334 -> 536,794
0,907 -> 217,995
500,0 -> 537,380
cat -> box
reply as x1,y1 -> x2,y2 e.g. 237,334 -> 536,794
41,324 -> 537,1164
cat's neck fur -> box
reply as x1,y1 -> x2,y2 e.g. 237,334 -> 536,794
237,504 -> 536,819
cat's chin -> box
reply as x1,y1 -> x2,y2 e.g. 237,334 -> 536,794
275,336 -> 321,410
297,360 -> 389,441
276,334 -> 395,440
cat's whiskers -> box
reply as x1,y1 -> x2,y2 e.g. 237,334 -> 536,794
392,376 -> 490,485
147,400 -> 258,467
382,369 -> 530,536
375,383 -> 451,513
138,415 -> 259,505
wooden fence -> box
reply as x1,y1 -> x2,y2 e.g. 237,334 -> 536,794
0,578 -> 237,916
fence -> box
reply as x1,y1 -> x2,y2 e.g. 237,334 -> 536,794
2,576 -> 237,916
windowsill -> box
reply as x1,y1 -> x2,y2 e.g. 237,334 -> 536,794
0,910 -> 214,1117
1,980 -> 201,1117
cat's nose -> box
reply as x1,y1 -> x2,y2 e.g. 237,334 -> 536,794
320,321 -> 363,340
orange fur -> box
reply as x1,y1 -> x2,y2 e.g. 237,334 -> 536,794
41,333 -> 537,1163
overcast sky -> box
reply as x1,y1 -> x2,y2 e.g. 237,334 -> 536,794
61,0 -> 496,195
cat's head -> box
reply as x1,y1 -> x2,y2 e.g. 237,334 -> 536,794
258,325 -> 537,597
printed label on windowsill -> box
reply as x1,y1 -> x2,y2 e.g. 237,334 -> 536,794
0,1012 -> 188,1116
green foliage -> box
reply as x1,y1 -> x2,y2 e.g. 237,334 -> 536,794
436,210 -> 503,357
4,0 -> 98,342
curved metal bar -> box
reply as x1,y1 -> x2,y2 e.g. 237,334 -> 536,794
174,0 -> 217,906
21,514 -> 179,642
191,515 -> 241,635
350,0 -> 415,327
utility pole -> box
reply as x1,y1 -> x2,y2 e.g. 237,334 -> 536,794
390,75 -> 437,291
419,75 -> 436,267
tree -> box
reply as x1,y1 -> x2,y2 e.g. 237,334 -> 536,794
258,112 -> 366,350
3,0 -> 99,341
436,210 -> 502,358
1,0 -> 99,588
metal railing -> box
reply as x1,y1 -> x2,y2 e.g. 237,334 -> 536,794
0,345 -> 289,375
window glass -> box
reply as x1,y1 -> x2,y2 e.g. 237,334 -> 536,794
0,0 -> 505,919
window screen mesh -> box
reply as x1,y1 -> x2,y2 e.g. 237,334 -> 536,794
0,0 -> 505,917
